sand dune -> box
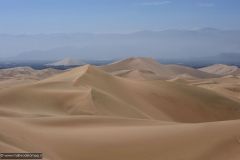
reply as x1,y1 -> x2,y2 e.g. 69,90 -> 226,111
100,57 -> 218,80
199,64 -> 240,76
0,62 -> 240,160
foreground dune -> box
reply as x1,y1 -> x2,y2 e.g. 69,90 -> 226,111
0,62 -> 240,160
0,116 -> 240,160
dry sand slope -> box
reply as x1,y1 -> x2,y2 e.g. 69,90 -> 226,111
0,64 -> 240,160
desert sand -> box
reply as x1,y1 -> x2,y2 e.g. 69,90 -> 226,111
0,58 -> 240,160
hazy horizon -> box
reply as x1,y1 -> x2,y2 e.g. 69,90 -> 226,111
0,0 -> 240,60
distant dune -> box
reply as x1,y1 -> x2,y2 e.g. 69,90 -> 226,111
46,58 -> 85,66
100,57 -> 219,80
0,59 -> 240,160
199,64 -> 240,76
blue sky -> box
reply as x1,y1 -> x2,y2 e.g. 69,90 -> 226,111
0,0 -> 240,34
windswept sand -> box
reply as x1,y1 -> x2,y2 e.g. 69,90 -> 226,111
0,60 -> 240,160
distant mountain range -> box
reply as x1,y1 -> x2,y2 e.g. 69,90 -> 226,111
0,28 -> 239,61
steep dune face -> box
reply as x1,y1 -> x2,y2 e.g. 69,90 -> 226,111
199,64 -> 240,76
0,65 -> 240,122
100,57 -> 218,80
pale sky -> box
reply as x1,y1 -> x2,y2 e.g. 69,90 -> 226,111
0,0 -> 239,34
